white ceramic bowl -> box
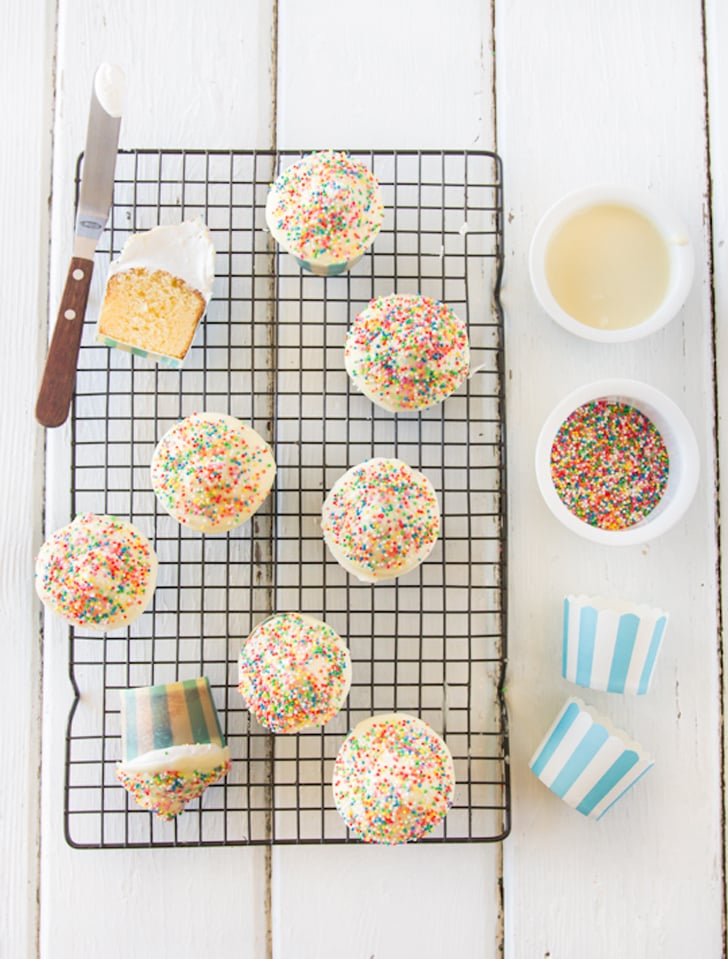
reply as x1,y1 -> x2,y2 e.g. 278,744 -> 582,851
529,185 -> 693,342
535,379 -> 699,545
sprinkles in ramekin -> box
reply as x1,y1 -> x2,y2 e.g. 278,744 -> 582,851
550,399 -> 670,530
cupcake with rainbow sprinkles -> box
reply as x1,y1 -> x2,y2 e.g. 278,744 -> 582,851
266,150 -> 384,276
34,513 -> 157,632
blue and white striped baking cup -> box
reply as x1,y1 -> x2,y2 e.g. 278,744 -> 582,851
120,677 -> 226,762
563,595 -> 669,695
96,334 -> 185,368
295,253 -> 364,276
529,698 -> 654,820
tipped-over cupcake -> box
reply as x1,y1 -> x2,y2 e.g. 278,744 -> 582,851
333,713 -> 455,843
265,150 -> 384,276
238,612 -> 352,733
97,217 -> 215,367
116,677 -> 231,820
345,294 -> 470,412
151,412 -> 276,534
35,513 -> 157,632
321,458 -> 440,582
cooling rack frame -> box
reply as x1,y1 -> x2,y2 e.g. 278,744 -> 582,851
63,147 -> 510,848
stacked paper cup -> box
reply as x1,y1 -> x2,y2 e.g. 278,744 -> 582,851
530,595 -> 668,819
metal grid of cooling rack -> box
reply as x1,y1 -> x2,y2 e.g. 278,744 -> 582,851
64,148 -> 509,847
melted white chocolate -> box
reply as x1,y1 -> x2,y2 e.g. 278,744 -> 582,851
545,203 -> 671,330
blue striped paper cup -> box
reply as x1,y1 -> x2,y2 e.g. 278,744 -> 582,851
294,253 -> 364,276
529,698 -> 654,820
563,595 -> 669,695
95,333 -> 185,368
120,677 -> 226,762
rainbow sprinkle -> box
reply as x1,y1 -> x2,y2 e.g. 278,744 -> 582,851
345,294 -> 469,412
116,757 -> 231,820
321,458 -> 440,582
550,400 -> 670,530
333,714 -> 455,844
238,613 -> 351,733
266,150 -> 384,265
151,413 -> 276,533
34,513 -> 155,630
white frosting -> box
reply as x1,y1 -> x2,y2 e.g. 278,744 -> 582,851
109,218 -> 215,301
119,743 -> 230,776
94,63 -> 126,118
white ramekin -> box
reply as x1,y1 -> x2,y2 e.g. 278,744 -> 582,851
529,185 -> 693,342
534,379 -> 699,545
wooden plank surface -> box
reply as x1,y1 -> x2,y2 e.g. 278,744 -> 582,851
40,3 -> 275,958
0,2 -> 55,957
498,2 -> 723,956
705,0 -> 728,941
3,1 -> 724,957
274,2 -> 502,956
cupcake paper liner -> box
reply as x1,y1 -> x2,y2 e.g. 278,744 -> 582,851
563,594 -> 668,695
294,253 -> 364,276
529,697 -> 654,820
120,676 -> 226,761
96,335 -> 187,368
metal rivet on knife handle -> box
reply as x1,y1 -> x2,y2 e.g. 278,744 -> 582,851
35,257 -> 95,428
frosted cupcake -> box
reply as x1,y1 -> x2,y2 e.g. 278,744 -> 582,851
345,294 -> 470,412
116,677 -> 231,820
238,612 -> 352,733
151,412 -> 276,534
333,713 -> 455,843
35,513 -> 157,632
321,458 -> 440,582
265,151 -> 384,276
97,217 -> 215,367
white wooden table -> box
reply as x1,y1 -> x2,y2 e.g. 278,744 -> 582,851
3,2 -> 726,956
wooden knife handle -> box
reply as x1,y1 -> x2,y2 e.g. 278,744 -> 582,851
35,256 -> 94,428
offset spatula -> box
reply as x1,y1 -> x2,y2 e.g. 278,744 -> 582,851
36,63 -> 125,428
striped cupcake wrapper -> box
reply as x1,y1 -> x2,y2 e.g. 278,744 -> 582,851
295,253 -> 364,277
529,698 -> 654,820
563,595 -> 668,695
120,677 -> 226,762
96,334 -> 186,369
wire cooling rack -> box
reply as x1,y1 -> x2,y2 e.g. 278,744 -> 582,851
64,148 -> 509,847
